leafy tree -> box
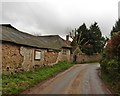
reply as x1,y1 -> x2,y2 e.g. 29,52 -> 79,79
111,18 -> 120,36
111,32 -> 120,60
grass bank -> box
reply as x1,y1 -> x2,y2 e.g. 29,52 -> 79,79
101,71 -> 120,95
2,61 -> 73,95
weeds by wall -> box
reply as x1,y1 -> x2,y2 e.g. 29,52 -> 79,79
2,61 -> 73,95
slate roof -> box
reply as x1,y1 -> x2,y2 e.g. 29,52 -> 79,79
0,24 -> 71,50
38,35 -> 71,49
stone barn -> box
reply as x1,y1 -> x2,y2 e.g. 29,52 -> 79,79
0,24 -> 71,74
38,35 -> 71,63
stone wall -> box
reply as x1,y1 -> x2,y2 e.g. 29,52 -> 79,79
2,42 -> 46,74
2,42 -> 71,74
20,47 -> 45,70
20,46 -> 33,71
2,43 -> 23,74
58,48 -> 71,62
44,51 -> 59,66
71,54 -> 101,63
0,44 -> 2,74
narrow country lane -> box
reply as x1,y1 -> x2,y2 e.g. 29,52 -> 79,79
22,63 -> 111,94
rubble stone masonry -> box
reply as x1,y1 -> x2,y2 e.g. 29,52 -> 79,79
2,42 -> 46,74
71,54 -> 101,63
2,43 -> 23,74
58,48 -> 71,62
2,42 -> 66,74
2,42 -> 71,74
44,51 -> 59,66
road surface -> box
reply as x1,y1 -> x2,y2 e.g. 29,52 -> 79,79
22,63 -> 111,94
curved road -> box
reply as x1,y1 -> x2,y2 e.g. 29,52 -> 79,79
22,63 -> 111,94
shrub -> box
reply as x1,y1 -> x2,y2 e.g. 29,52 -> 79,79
100,51 -> 109,72
100,51 -> 120,80
111,32 -> 120,60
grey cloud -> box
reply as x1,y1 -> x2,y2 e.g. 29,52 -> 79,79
1,1 -> 119,38
118,1 -> 120,18
2,2 -> 66,36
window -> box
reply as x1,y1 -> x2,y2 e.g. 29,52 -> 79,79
62,49 -> 67,55
47,49 -> 54,52
34,50 -> 41,60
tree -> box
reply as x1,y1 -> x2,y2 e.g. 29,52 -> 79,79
89,22 -> 103,53
77,23 -> 89,45
111,32 -> 120,60
76,23 -> 91,54
70,29 -> 78,46
111,18 -> 120,36
70,22 -> 105,55
78,22 -> 104,55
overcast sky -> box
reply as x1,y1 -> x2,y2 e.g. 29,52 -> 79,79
0,0 -> 120,39
118,1 -> 120,18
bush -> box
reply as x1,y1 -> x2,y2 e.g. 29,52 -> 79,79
100,56 -> 120,94
105,32 -> 120,60
100,51 -> 108,72
101,32 -> 120,78
100,50 -> 120,80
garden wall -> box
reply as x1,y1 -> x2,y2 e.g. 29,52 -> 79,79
71,54 -> 101,63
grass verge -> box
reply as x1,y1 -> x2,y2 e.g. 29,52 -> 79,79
2,61 -> 73,95
101,71 -> 120,95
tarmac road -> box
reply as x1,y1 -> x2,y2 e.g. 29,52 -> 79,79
22,63 -> 111,94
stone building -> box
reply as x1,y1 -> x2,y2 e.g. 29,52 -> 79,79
0,24 -> 71,74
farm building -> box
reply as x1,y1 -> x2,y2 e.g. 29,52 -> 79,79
0,24 -> 71,74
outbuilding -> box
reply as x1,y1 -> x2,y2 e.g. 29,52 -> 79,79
0,24 -> 71,74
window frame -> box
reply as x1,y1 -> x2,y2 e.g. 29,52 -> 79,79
34,50 -> 42,60
62,49 -> 67,55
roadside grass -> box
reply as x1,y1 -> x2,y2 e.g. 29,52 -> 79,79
2,61 -> 73,95
101,71 -> 120,95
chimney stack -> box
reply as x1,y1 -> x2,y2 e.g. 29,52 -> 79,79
66,35 -> 69,41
